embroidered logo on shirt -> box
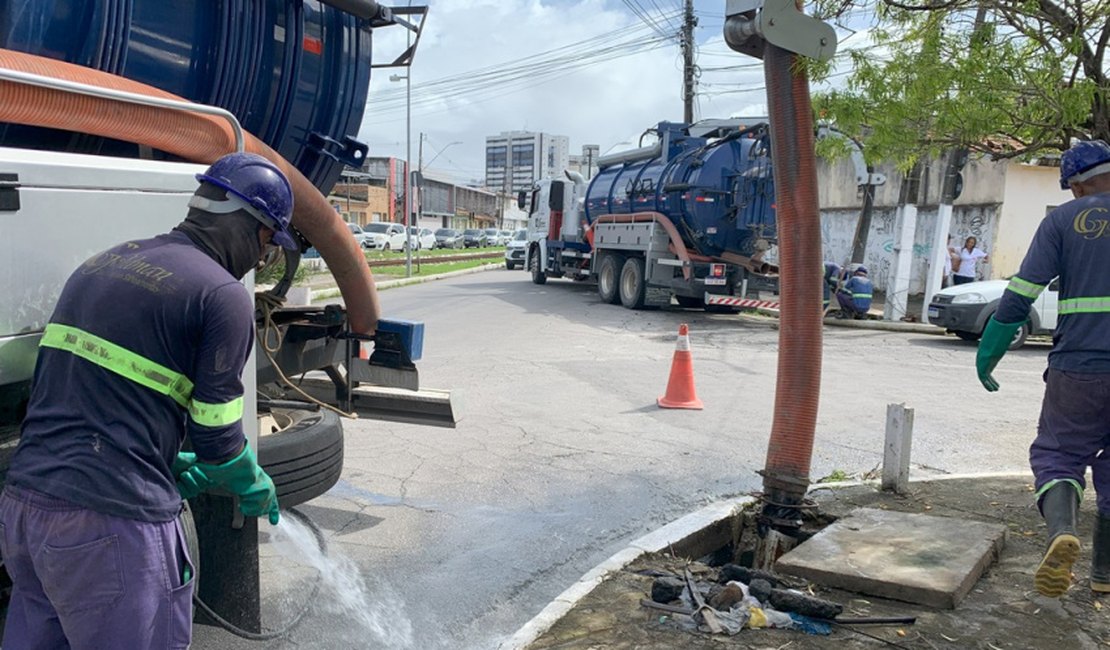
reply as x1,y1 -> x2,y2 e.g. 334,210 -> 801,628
1073,207 -> 1110,240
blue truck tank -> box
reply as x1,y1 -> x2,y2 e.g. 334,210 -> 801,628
0,0 -> 374,194
584,121 -> 776,258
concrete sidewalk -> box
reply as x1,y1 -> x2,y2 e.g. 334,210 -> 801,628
507,474 -> 1110,649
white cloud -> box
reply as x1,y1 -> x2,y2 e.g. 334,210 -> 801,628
357,0 -> 772,184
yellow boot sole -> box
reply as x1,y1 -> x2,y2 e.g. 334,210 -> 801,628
1035,533 -> 1080,597
1091,579 -> 1110,593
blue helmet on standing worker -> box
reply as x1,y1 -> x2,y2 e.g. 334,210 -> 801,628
193,152 -> 298,250
1059,140 -> 1110,190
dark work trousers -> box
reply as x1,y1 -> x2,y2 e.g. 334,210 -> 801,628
953,274 -> 976,285
0,485 -> 194,649
1030,369 -> 1110,514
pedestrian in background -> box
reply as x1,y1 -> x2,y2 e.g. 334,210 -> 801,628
953,236 -> 988,284
944,234 -> 959,287
976,140 -> 1110,598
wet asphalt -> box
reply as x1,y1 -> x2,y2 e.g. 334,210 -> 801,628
192,269 -> 1051,649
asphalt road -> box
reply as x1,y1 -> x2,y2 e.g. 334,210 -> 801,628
194,268 -> 1050,650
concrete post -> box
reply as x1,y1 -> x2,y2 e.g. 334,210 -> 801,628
882,402 -> 914,493
923,203 -> 952,317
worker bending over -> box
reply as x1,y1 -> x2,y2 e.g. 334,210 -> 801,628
0,153 -> 295,648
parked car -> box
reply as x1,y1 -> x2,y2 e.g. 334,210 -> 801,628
347,222 -> 373,249
435,228 -> 463,249
463,229 -> 487,248
504,228 -> 527,270
483,228 -> 502,246
926,278 -> 1058,349
410,226 -> 436,250
498,230 -> 513,246
362,222 -> 407,251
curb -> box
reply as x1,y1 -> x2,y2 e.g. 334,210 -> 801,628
822,317 -> 942,335
497,470 -> 1033,650
308,262 -> 503,302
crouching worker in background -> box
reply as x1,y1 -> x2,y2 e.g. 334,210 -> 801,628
836,265 -> 874,319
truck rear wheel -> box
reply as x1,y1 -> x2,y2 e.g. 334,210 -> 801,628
597,253 -> 623,304
530,248 -> 547,285
619,256 -> 647,309
258,408 -> 343,508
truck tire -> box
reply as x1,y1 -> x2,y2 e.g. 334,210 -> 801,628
597,253 -> 623,304
258,408 -> 343,508
530,248 -> 547,285
619,256 -> 647,309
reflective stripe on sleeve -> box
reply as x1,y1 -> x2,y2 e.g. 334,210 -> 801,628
1059,297 -> 1110,314
188,396 -> 244,428
40,323 -> 193,407
852,293 -> 873,299
1006,276 -> 1047,300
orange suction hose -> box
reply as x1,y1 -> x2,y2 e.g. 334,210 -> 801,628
0,49 -> 380,334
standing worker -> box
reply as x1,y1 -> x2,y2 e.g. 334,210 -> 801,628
0,153 -> 299,648
835,265 -> 874,319
977,140 -> 1110,598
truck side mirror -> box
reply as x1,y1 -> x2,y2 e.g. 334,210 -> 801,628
548,181 -> 565,211
517,191 -> 527,210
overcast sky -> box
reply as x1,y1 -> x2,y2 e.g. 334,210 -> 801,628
356,0 -> 866,185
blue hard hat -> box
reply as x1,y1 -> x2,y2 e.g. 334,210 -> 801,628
855,265 -> 868,275
1059,140 -> 1110,190
195,153 -> 297,250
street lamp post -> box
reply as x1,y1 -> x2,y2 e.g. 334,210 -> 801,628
390,72 -> 412,277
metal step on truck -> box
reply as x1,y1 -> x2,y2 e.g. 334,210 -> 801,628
521,120 -> 782,311
0,0 -> 450,638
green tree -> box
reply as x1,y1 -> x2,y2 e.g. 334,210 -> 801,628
811,0 -> 1109,169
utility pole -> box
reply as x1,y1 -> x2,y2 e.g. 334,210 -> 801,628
409,132 -> 423,278
681,0 -> 697,124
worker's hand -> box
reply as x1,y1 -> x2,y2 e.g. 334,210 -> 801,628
976,318 -> 1023,392
172,452 -> 211,500
195,445 -> 280,525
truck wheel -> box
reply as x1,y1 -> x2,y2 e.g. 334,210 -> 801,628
597,254 -> 623,304
530,248 -> 547,285
258,408 -> 343,508
619,256 -> 647,309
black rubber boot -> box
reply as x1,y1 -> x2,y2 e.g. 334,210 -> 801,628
1035,482 -> 1081,598
1091,515 -> 1110,593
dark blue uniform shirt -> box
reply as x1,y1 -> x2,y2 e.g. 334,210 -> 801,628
9,232 -> 253,522
996,192 -> 1110,372
843,275 -> 874,312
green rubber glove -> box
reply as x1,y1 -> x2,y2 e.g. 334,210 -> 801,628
195,445 -> 280,525
172,452 -> 211,500
976,317 -> 1023,392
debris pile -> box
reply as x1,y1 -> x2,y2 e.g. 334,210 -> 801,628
640,562 -> 913,639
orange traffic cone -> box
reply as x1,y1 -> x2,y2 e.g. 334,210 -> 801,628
658,324 -> 703,409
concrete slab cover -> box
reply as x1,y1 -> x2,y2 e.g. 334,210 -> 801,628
775,508 -> 1007,609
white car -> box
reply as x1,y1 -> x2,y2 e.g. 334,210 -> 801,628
361,222 -> 407,251
409,227 -> 436,250
504,228 -> 527,269
347,222 -> 373,248
927,278 -> 1058,349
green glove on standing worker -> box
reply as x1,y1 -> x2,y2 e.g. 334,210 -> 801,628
172,445 -> 280,525
976,317 -> 1024,391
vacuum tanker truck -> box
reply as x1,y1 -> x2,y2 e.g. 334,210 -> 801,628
522,120 -> 781,310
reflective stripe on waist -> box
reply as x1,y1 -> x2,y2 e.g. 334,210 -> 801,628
39,323 -> 243,427
852,293 -> 872,299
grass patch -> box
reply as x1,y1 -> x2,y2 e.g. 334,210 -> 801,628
363,246 -> 503,261
371,257 -> 498,277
